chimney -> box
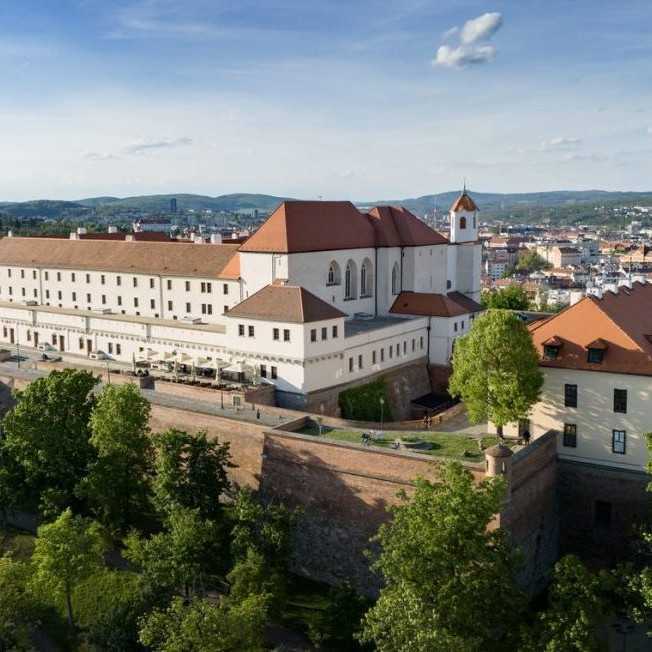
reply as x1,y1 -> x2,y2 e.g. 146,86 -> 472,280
107,225 -> 118,234
210,233 -> 223,244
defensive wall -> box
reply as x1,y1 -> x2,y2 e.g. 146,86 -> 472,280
0,369 -> 558,595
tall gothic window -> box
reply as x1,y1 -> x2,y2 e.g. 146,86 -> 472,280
391,262 -> 400,295
361,258 -> 373,297
327,261 -> 341,286
345,260 -> 357,299
460,216 -> 467,229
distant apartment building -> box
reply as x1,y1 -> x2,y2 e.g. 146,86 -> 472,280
537,244 -> 582,268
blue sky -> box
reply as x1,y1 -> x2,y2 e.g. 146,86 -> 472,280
1,0 -> 651,201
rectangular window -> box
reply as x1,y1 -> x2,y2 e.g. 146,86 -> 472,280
543,345 -> 559,360
310,329 -> 317,342
238,324 -> 245,336
133,277 -> 138,288
332,325 -> 338,338
283,329 -> 290,342
71,273 -> 76,282
562,423 -> 577,448
86,273 -> 90,283
72,292 -> 77,302
321,327 -> 327,340
27,330 -> 31,341
21,288 -> 25,297
273,328 -> 279,341
271,366 -> 278,379
564,384 -> 577,408
167,279 -> 172,290
186,302 -> 191,313
32,270 -> 37,280
117,296 -> 122,306
224,305 -> 228,313
7,269 -> 11,278
79,337 -> 84,349
206,282 -> 212,294
389,346 -> 393,359
150,299 -> 155,309
613,389 -> 627,414
51,334 -> 57,345
201,304 -> 206,315
349,357 -> 354,372
412,339 -> 415,352
454,322 -> 458,332
101,275 -> 105,285
134,297 -> 139,308
86,293 -> 91,303
149,278 -> 155,289
420,336 -> 424,350
372,350 -> 377,364
248,325 -> 255,337
102,295 -> 106,305
358,354 -> 363,369
44,271 -> 49,281
381,348 -> 385,362
45,289 -> 50,299
108,342 -> 113,354
185,281 -> 191,292
116,275 -> 121,286
57,290 -> 62,300
116,343 -> 121,355
403,341 -> 407,354
207,304 -> 212,315
223,284 -> 229,295
201,282 -> 206,293
612,430 -> 626,455
260,364 -> 267,378
20,269 -> 24,279
587,348 -> 604,364
167,300 -> 173,311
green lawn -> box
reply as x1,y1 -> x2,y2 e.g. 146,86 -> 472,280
297,423 -> 503,462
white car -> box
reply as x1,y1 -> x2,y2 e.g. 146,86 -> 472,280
89,351 -> 109,360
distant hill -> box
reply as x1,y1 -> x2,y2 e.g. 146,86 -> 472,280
76,193 -> 291,212
2,190 -> 652,222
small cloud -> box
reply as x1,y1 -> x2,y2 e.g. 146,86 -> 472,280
540,137 -> 582,151
83,152 -> 120,161
434,44 -> 496,67
123,136 -> 193,155
561,152 -> 606,162
433,12 -> 503,69
460,12 -> 503,44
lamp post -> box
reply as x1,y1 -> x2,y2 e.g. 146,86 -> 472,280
105,359 -> 111,385
379,397 -> 385,433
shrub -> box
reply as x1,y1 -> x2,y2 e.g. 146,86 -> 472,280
338,379 -> 393,422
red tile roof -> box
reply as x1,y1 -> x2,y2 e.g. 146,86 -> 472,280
389,291 -> 483,318
450,191 -> 478,212
238,200 -> 449,253
227,284 -> 346,323
529,282 -> 652,376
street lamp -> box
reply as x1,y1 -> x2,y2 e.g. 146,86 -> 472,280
379,397 -> 385,433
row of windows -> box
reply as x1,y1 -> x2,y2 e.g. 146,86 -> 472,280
348,336 -> 425,372
310,325 -> 339,342
3,269 -> 230,294
562,424 -> 627,455
259,364 -> 278,380
564,384 -> 627,413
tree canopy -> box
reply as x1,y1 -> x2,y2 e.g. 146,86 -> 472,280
482,284 -> 531,311
360,463 -> 523,651
78,383 -> 154,534
449,309 -> 543,430
0,369 -> 98,517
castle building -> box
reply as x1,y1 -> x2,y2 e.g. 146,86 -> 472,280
0,193 -> 482,412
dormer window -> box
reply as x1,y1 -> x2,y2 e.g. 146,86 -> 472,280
586,338 -> 608,364
542,336 -> 562,360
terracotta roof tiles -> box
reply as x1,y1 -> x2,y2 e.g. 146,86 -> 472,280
450,191 -> 479,212
389,291 -> 483,318
227,284 -> 345,323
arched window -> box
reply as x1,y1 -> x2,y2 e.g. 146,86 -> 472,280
345,260 -> 357,300
460,216 -> 467,229
473,214 -> 476,229
360,258 -> 373,297
327,261 -> 341,286
391,262 -> 400,295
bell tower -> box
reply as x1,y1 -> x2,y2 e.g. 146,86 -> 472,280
449,184 -> 478,244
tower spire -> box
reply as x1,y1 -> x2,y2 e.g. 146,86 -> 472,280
463,177 -> 467,193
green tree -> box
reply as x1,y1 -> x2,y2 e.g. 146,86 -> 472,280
78,383 -> 153,534
152,429 -> 232,522
0,554 -> 37,650
449,310 -> 543,434
124,506 -> 221,599
138,594 -> 269,652
31,508 -> 106,627
481,285 -> 531,311
360,463 -> 523,652
522,555 -> 613,651
0,369 -> 98,517
516,250 -> 551,273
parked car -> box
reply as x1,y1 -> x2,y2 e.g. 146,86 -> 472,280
89,351 -> 108,360
37,343 -> 55,352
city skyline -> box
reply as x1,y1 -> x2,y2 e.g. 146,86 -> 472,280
1,0 -> 651,201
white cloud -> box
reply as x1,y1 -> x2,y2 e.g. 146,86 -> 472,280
460,12 -> 503,44
434,12 -> 503,69
434,44 -> 496,68
123,136 -> 192,154
540,137 -> 582,151
561,152 -> 606,162
83,152 -> 119,161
